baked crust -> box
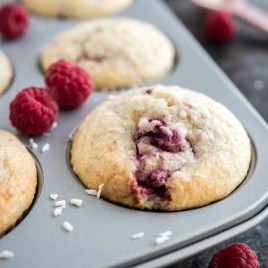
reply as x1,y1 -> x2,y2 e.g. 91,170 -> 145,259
40,18 -> 175,91
71,85 -> 251,211
0,51 -> 12,96
22,0 -> 133,18
0,130 -> 37,234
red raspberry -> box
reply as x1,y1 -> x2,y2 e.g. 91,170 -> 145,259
208,243 -> 260,268
45,60 -> 93,109
9,87 -> 58,135
0,3 -> 29,40
203,10 -> 236,44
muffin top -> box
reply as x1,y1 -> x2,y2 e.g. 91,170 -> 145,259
0,130 -> 37,235
40,18 -> 175,91
0,50 -> 13,96
22,0 -> 133,18
71,85 -> 251,211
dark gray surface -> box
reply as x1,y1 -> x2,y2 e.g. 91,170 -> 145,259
164,0 -> 268,267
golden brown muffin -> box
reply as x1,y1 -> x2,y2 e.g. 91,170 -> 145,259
71,85 -> 251,211
0,130 -> 37,235
22,0 -> 133,18
0,50 -> 13,96
40,18 -> 175,91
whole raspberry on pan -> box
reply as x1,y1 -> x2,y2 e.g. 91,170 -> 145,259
9,87 -> 58,135
203,10 -> 236,44
208,243 -> 260,268
0,3 -> 29,40
45,60 -> 93,109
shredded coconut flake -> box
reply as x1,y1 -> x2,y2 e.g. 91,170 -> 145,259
70,199 -> 83,207
54,207 -> 63,217
31,142 -> 38,149
62,221 -> 73,232
97,183 -> 104,199
159,231 -> 172,237
51,121 -> 58,130
29,138 -> 38,149
155,236 -> 170,245
49,193 -> 58,200
0,250 -> 14,259
55,200 -> 66,208
131,232 -> 144,239
41,143 -> 50,153
86,189 -> 98,196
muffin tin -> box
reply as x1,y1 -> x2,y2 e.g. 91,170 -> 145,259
1,0 -> 268,267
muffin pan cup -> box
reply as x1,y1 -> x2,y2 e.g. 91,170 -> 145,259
1,0 -> 268,267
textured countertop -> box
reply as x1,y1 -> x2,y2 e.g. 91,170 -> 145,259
164,0 -> 268,267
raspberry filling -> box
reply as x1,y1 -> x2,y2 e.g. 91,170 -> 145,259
133,118 -> 191,205
136,119 -> 185,153
145,88 -> 153,95
136,167 -> 171,201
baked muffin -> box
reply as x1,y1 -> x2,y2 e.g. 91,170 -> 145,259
0,50 -> 13,96
22,0 -> 133,19
0,130 -> 37,235
71,85 -> 251,211
40,18 -> 175,91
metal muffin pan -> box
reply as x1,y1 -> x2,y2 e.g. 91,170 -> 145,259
1,0 -> 268,267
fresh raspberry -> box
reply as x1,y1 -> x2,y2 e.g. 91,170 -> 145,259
9,87 -> 58,135
203,10 -> 236,44
0,3 -> 29,40
208,243 -> 260,268
45,60 -> 93,109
